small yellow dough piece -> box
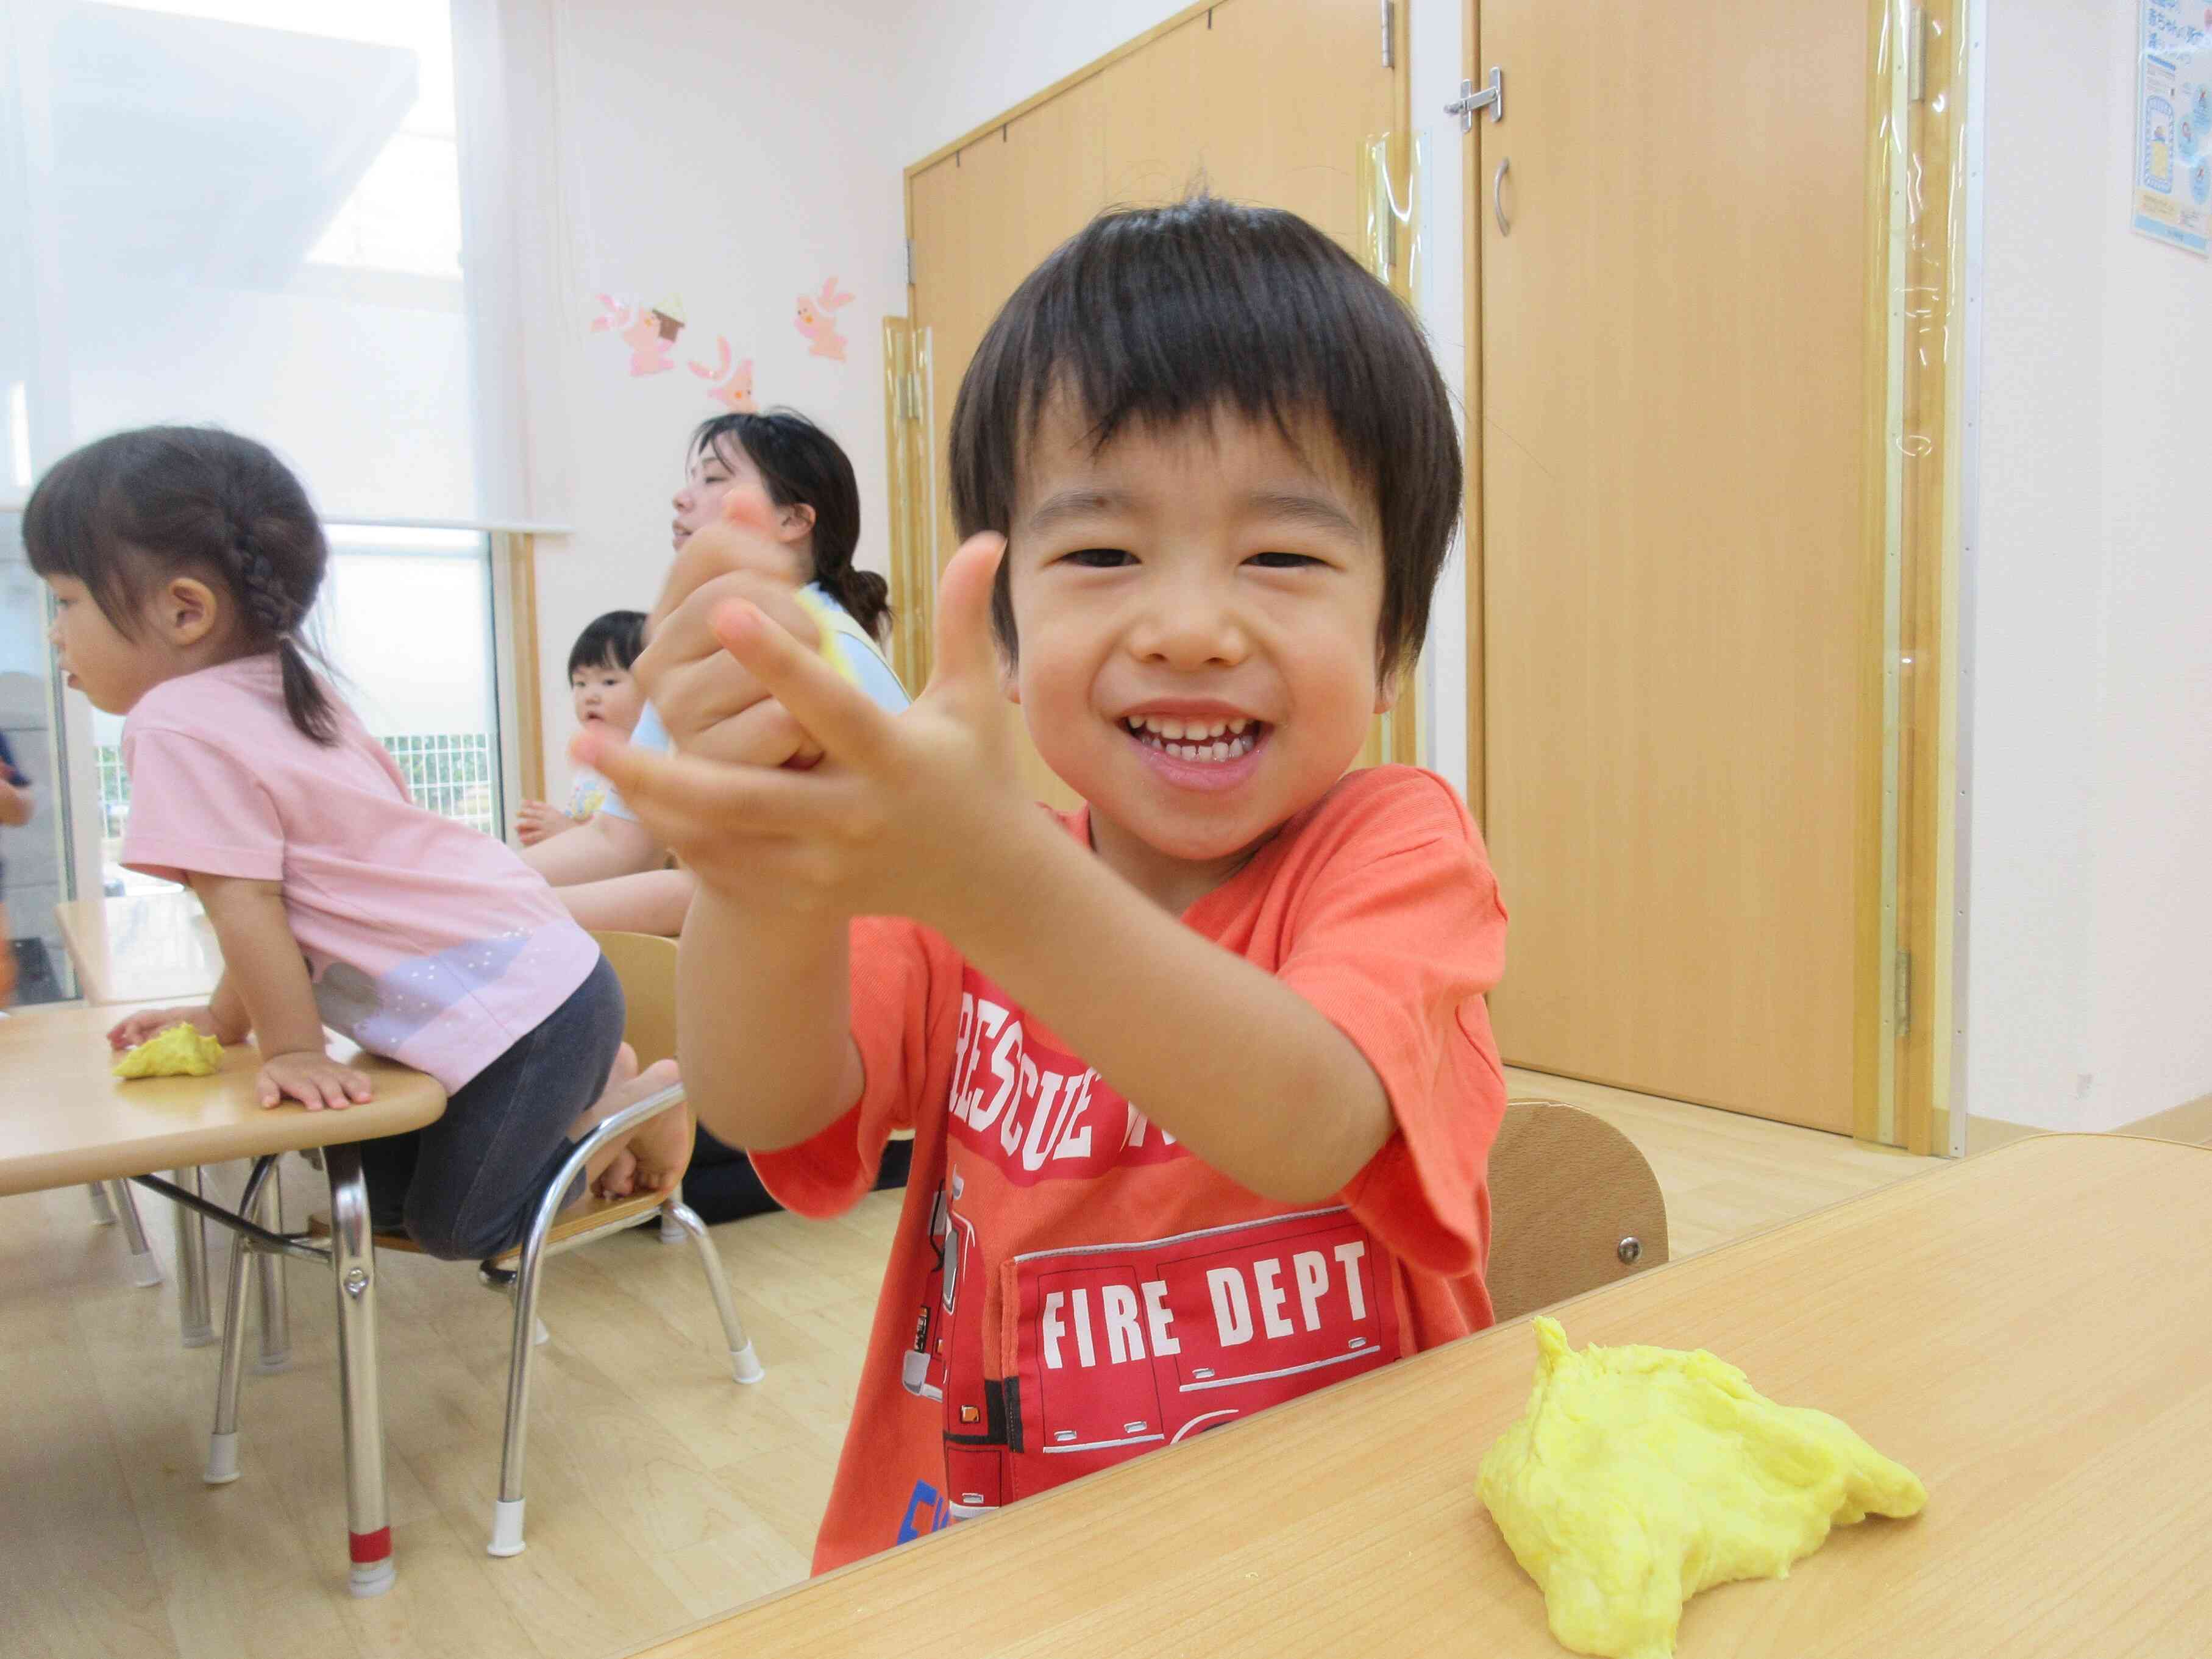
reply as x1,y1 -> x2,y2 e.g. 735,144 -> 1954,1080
1479,1316 -> 1926,1659
792,589 -> 861,685
111,1023 -> 226,1079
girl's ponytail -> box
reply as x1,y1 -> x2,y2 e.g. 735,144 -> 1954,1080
817,564 -> 891,643
231,500 -> 343,751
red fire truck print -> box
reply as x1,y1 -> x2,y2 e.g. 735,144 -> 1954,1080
902,1199 -> 1401,1520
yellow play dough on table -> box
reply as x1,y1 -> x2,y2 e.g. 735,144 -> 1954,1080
112,1023 -> 226,1079
792,588 -> 861,685
1479,1316 -> 1926,1659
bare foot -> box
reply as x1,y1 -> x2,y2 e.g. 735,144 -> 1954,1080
623,1070 -> 692,1196
593,1147 -> 638,1201
574,1058 -> 686,1205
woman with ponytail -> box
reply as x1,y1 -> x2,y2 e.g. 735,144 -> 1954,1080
29,427 -> 688,1255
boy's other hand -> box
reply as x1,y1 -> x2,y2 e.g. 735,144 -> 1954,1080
258,1050 -> 374,1111
108,1003 -> 238,1050
582,535 -> 1026,934
515,800 -> 575,845
633,573 -> 826,768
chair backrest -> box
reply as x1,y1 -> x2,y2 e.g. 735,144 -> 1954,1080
589,931 -> 679,1070
1485,1099 -> 1670,1323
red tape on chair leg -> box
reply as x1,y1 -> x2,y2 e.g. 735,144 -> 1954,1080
349,1526 -> 393,1564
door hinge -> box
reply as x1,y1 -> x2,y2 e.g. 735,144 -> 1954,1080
1895,950 -> 1913,1036
1380,0 -> 1394,68
904,238 -> 915,286
1906,2 -> 1928,102
1446,68 -> 1506,131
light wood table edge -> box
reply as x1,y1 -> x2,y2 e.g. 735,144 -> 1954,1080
0,1087 -> 447,1195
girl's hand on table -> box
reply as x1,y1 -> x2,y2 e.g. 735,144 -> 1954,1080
258,1050 -> 374,1111
108,1003 -> 240,1050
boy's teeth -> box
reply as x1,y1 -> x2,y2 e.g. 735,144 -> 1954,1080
1125,717 -> 1262,763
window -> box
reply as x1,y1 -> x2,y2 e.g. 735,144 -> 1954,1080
2,0 -> 535,968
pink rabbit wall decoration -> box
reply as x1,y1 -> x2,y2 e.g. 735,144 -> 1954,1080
794,276 -> 855,362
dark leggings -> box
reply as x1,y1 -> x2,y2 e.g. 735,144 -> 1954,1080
359,955 -> 627,1260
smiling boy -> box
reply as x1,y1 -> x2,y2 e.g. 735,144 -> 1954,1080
585,195 -> 1509,1571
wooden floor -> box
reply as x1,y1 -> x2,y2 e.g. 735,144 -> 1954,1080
0,1070 -> 1936,1659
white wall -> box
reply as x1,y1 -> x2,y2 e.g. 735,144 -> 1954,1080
527,0 -> 908,800
881,1 -> 1197,166
1967,1 -> 2212,1131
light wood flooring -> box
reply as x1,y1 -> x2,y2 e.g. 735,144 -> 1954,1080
0,1071 -> 1936,1659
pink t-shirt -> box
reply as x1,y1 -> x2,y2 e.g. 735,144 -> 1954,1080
120,656 -> 600,1092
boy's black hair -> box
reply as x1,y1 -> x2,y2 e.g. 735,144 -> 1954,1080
24,426 -> 341,744
689,410 -> 892,642
567,609 -> 647,678
948,194 -> 1462,678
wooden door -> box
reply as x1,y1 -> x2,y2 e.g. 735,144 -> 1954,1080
1473,0 -> 1885,1133
904,0 -> 1403,806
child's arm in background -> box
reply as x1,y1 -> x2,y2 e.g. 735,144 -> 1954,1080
552,865 -> 695,937
0,777 -> 29,827
521,809 -> 661,886
514,800 -> 580,845
189,873 -> 372,1110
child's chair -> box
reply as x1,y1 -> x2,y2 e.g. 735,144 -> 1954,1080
1484,1099 -> 1670,1323
287,930 -> 763,1558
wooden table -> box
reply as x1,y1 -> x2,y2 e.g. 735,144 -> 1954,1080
0,1003 -> 446,1596
54,891 -> 224,1006
54,892 -> 230,1339
631,1135 -> 2212,1658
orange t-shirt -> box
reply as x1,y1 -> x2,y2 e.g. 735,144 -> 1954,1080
752,764 -> 1510,1573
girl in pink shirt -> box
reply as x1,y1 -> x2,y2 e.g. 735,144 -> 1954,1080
28,426 -> 689,1258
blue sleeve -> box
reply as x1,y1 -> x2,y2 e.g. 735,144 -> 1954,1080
594,702 -> 671,822
0,730 -> 21,786
832,637 -> 912,713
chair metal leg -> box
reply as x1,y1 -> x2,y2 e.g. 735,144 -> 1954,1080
254,1174 -> 290,1373
205,1157 -> 276,1485
483,1079 -> 686,1558
663,1199 -> 764,1384
87,1182 -> 118,1226
486,1215 -> 553,1557
109,1179 -> 163,1288
656,1180 -> 685,1244
174,1167 -> 215,1346
325,1143 -> 395,1597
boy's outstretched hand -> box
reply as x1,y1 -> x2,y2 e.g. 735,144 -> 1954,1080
583,534 -> 1030,934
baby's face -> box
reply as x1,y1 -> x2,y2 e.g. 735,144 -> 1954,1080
1003,401 -> 1389,887
571,661 -> 643,738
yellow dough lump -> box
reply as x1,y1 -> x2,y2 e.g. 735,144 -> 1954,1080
112,1023 -> 226,1079
1479,1317 -> 1926,1659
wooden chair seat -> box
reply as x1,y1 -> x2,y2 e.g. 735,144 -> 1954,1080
306,1185 -> 676,1265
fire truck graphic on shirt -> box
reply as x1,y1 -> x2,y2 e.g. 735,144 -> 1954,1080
902,1185 -> 1402,1519
895,970 -> 1407,1521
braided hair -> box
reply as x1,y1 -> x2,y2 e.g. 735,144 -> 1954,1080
23,426 -> 340,744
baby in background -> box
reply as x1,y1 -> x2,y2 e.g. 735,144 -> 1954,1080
517,609 -> 646,847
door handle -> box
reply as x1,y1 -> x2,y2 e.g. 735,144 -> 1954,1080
1493,157 -> 1512,237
